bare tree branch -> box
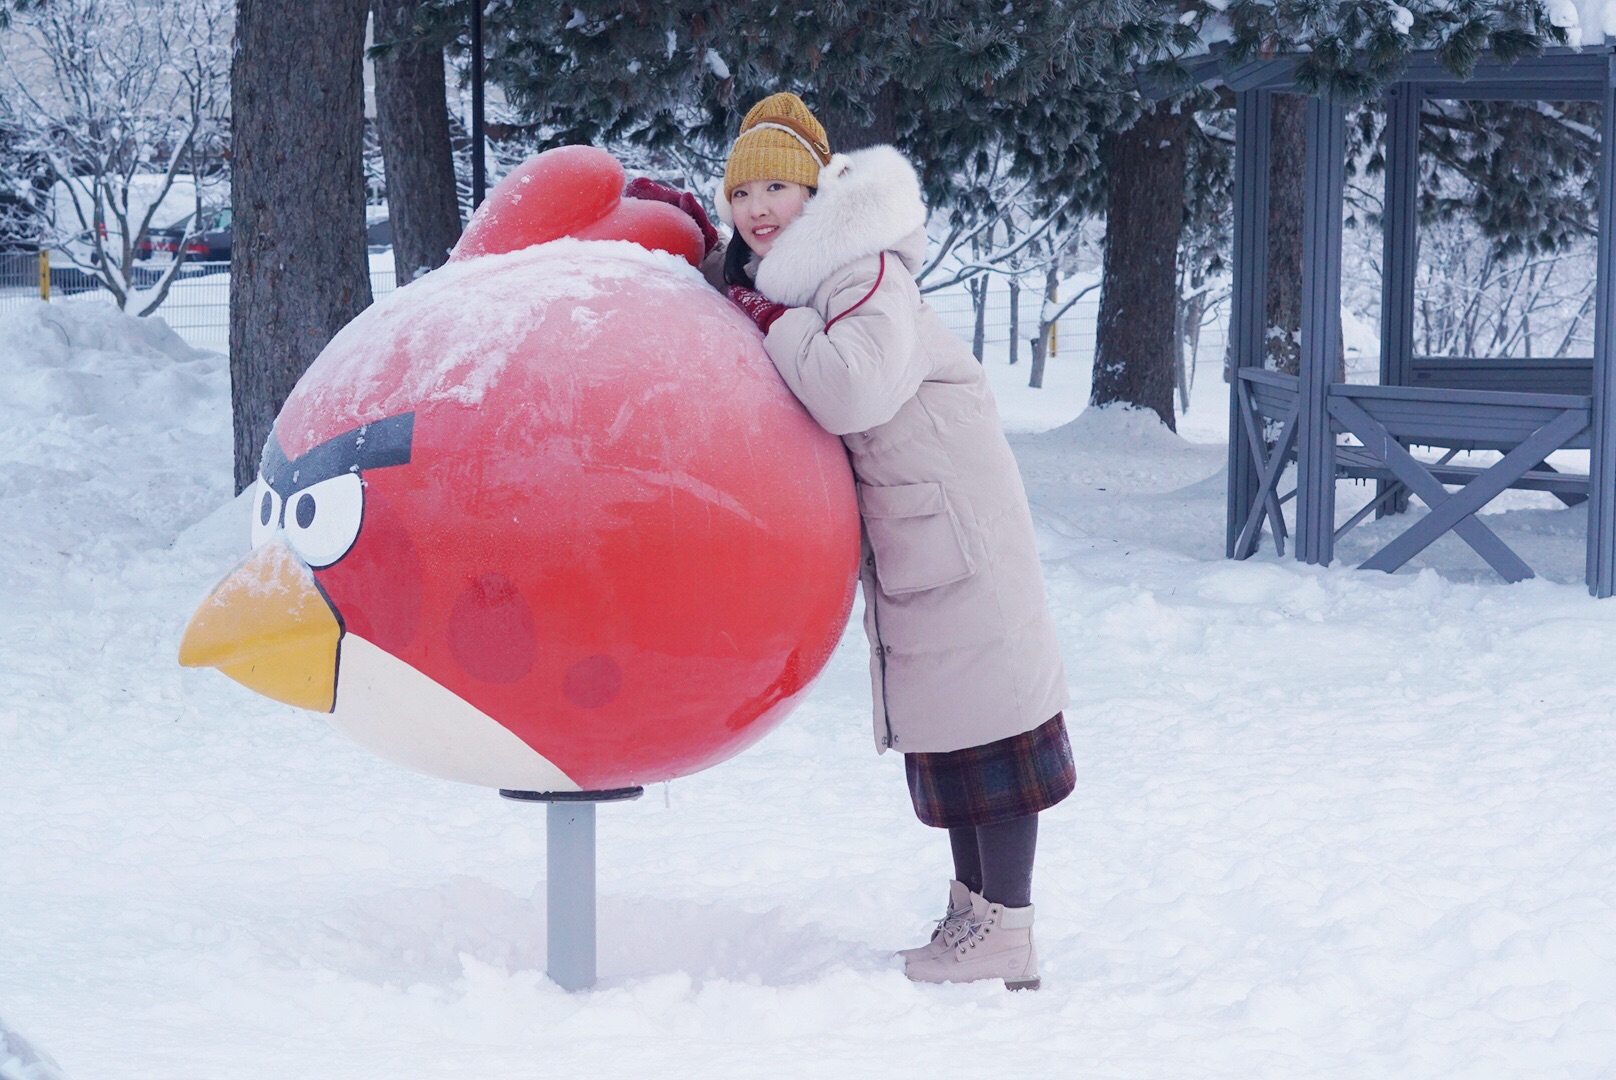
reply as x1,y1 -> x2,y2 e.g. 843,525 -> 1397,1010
0,0 -> 231,312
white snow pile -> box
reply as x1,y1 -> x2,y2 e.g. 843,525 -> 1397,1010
1014,403 -> 1222,505
0,301 -> 230,608
0,1016 -> 66,1080
1039,401 -> 1192,453
0,300 -> 215,425
4,302 -> 1616,1077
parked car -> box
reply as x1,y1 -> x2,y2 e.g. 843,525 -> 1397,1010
44,174 -> 225,270
137,207 -> 232,265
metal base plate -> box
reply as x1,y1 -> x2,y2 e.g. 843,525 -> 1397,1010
500,787 -> 644,803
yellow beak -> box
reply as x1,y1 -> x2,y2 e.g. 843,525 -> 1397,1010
178,541 -> 342,712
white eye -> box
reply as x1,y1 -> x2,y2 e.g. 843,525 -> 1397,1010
251,476 -> 281,548
282,472 -> 364,568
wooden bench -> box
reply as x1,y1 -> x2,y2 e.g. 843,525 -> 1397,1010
1232,367 -> 1594,581
1326,384 -> 1591,580
1409,356 -> 1594,397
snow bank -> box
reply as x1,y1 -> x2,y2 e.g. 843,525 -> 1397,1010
1039,401 -> 1192,453
0,300 -> 207,365
0,298 -> 233,730
0,301 -> 218,437
1013,404 -> 1225,513
0,1016 -> 65,1080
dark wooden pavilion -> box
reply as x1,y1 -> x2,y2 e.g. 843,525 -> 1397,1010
1199,47 -> 1616,595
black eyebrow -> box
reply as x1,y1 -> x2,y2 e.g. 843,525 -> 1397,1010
260,412 -> 414,496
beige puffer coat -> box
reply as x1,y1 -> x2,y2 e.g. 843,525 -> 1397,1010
751,145 -> 1068,754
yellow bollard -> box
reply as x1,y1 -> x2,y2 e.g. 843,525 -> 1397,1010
38,250 -> 50,301
1049,282 -> 1057,358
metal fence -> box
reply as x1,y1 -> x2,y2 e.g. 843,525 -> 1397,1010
0,252 -> 401,353
1,249 -> 1223,375
0,252 -> 49,305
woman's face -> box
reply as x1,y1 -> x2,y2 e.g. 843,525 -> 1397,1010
729,179 -> 812,256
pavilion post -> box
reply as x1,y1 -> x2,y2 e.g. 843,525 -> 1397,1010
1227,89 -> 1274,558
1295,94 -> 1346,566
1587,57 -> 1616,597
1378,84 -> 1421,518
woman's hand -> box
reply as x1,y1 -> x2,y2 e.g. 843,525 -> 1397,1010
624,177 -> 720,256
726,285 -> 789,333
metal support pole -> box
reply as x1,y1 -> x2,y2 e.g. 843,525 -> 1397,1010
500,786 -> 642,992
1587,57 -> 1616,596
1295,94 -> 1346,567
470,2 -> 486,208
1226,89 -> 1272,558
38,249 -> 50,301
547,801 -> 595,991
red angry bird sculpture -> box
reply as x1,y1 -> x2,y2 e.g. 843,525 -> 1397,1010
179,146 -> 860,793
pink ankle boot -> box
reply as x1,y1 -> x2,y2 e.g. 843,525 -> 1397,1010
903,892 -> 1039,990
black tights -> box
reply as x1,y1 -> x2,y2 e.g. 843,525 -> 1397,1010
948,813 -> 1037,908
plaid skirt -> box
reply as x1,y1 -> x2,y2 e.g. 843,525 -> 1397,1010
904,713 -> 1075,829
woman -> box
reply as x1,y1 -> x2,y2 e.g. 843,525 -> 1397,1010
664,93 -> 1074,989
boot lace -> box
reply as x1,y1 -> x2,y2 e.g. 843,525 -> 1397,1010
933,905 -> 974,947
954,910 -> 999,954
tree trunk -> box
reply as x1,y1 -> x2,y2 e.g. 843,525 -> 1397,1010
1169,268 -> 1208,417
1008,272 -> 1020,365
1005,217 -> 1020,365
231,0 -> 373,493
970,273 -> 987,362
816,83 -> 899,153
1266,94 -> 1305,375
1173,280 -> 1189,414
1180,272 -> 1207,414
373,0 -> 462,283
1091,100 -> 1189,429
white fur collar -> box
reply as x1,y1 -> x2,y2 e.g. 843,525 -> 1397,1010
750,145 -> 929,306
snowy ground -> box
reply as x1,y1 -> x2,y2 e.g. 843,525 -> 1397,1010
3,298 -> 1616,1079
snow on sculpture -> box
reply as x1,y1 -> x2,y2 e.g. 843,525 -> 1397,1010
179,146 -> 860,793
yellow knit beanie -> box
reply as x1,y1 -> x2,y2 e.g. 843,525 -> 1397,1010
722,93 -> 831,208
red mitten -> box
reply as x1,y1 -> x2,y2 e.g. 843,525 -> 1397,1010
625,176 -> 720,256
727,285 -> 790,334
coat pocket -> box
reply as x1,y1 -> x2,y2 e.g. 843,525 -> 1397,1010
858,481 -> 977,595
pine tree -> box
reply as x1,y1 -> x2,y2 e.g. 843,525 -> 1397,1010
1415,98 -> 1596,256
476,1 -> 1195,417
478,1 -> 1180,218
